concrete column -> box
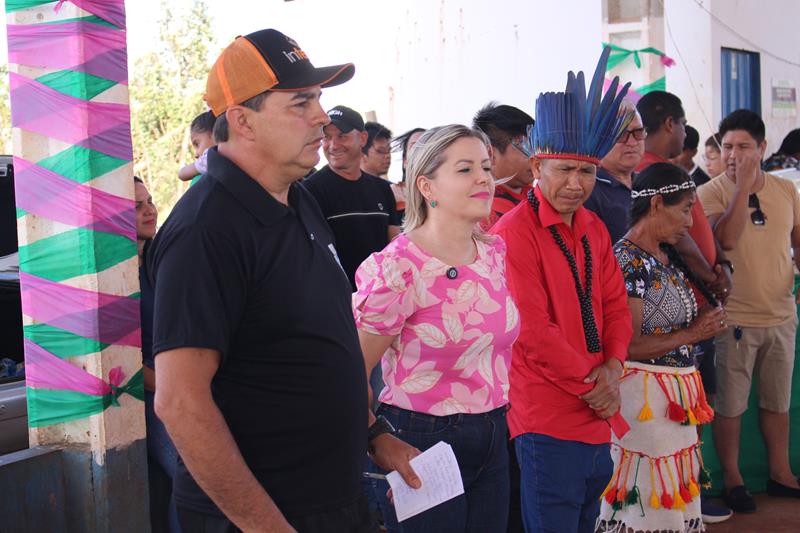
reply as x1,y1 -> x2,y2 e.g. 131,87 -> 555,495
5,1 -> 148,531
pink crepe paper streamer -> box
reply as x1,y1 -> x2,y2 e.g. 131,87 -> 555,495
7,21 -> 128,84
9,73 -> 131,160
55,0 -> 127,30
660,55 -> 676,68
25,338 -> 111,396
20,273 -> 142,347
603,77 -> 642,104
13,157 -> 136,239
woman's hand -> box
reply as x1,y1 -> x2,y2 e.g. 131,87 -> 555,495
688,305 -> 727,342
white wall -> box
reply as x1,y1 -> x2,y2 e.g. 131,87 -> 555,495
665,0 -> 800,154
215,0 -> 602,181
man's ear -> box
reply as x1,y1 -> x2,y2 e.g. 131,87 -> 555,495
359,130 -> 368,149
225,106 -> 256,141
530,156 -> 543,179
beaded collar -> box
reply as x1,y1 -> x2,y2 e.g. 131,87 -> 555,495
528,189 -> 601,353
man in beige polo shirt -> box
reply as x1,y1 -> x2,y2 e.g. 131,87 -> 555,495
698,109 -> 800,514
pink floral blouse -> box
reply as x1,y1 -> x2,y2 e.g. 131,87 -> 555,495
353,234 -> 520,415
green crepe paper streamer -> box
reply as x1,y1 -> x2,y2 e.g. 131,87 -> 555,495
5,0 -> 56,12
637,76 -> 667,95
18,227 -> 135,282
24,323 -> 109,359
36,70 -> 117,101
37,145 -> 128,184
16,207 -> 27,219
604,43 -> 667,70
26,368 -> 145,427
128,291 -> 141,299
42,15 -> 117,28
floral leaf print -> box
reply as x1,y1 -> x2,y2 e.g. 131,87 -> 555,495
442,310 -> 464,343
420,258 -> 443,279
465,311 -> 485,326
383,255 -> 409,292
400,339 -> 422,369
477,345 -> 494,383
453,332 -> 494,370
400,368 -> 443,393
429,397 -> 467,416
454,279 -> 478,303
413,323 -> 448,348
468,261 -> 491,278
360,254 -> 380,280
495,355 -> 510,398
505,296 -> 519,333
475,284 -> 502,314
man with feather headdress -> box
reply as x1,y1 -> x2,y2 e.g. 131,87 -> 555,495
492,48 -> 635,532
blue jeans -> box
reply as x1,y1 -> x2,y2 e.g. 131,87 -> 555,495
515,433 -> 612,533
371,404 -> 509,533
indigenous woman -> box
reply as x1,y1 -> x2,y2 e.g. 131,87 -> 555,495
597,163 -> 727,533
354,124 -> 519,532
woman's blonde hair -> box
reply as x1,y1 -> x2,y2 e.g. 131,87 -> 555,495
402,124 -> 492,239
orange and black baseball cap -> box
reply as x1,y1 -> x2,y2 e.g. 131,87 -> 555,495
205,29 -> 355,117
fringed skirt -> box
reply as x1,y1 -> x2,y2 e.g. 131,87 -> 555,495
595,362 -> 714,533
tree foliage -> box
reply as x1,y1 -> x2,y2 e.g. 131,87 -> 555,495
131,0 -> 217,217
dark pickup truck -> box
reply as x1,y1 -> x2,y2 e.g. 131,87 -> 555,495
0,154 -> 27,455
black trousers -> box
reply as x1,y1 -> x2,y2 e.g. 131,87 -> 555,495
176,496 -> 377,533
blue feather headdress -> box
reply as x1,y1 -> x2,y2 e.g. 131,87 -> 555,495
530,47 -> 635,165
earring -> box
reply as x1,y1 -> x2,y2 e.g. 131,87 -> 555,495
430,200 -> 438,208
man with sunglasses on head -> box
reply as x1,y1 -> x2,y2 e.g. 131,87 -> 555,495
473,102 -> 536,230
698,109 -> 800,514
584,101 -> 644,244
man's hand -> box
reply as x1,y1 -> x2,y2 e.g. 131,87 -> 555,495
369,434 -> 422,489
709,263 -> 733,304
580,358 -> 623,419
733,152 -> 761,193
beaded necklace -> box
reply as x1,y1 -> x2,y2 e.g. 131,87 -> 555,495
529,190 -> 601,353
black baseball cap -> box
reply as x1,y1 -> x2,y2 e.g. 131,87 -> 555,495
326,105 -> 365,133
205,29 -> 355,116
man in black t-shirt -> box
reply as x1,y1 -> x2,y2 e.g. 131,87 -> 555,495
148,30 -> 419,533
305,106 -> 401,290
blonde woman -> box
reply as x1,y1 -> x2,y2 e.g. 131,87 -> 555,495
354,125 -> 520,532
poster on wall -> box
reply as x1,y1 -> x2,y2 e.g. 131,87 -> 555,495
772,79 -> 797,118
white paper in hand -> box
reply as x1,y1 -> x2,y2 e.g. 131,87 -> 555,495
386,441 -> 464,522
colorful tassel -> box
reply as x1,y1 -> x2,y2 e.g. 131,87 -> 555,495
603,449 -> 626,504
687,407 -> 699,426
649,459 -> 661,509
638,373 -> 654,421
692,372 -> 715,423
695,447 -> 712,489
689,479 -> 700,498
656,459 -> 673,509
666,460 -> 686,510
668,401 -> 688,422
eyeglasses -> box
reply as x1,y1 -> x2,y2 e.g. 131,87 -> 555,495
511,138 -> 532,158
617,127 -> 647,144
749,194 -> 766,225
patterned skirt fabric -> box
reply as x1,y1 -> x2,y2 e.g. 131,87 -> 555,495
596,362 -> 713,533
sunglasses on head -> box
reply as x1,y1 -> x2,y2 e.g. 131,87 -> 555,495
617,127 -> 647,144
749,194 -> 766,225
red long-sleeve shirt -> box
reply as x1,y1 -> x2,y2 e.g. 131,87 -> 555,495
491,187 -> 633,444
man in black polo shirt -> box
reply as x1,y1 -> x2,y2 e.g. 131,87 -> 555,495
304,106 -> 401,290
149,29 -> 419,533
584,102 -> 644,243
